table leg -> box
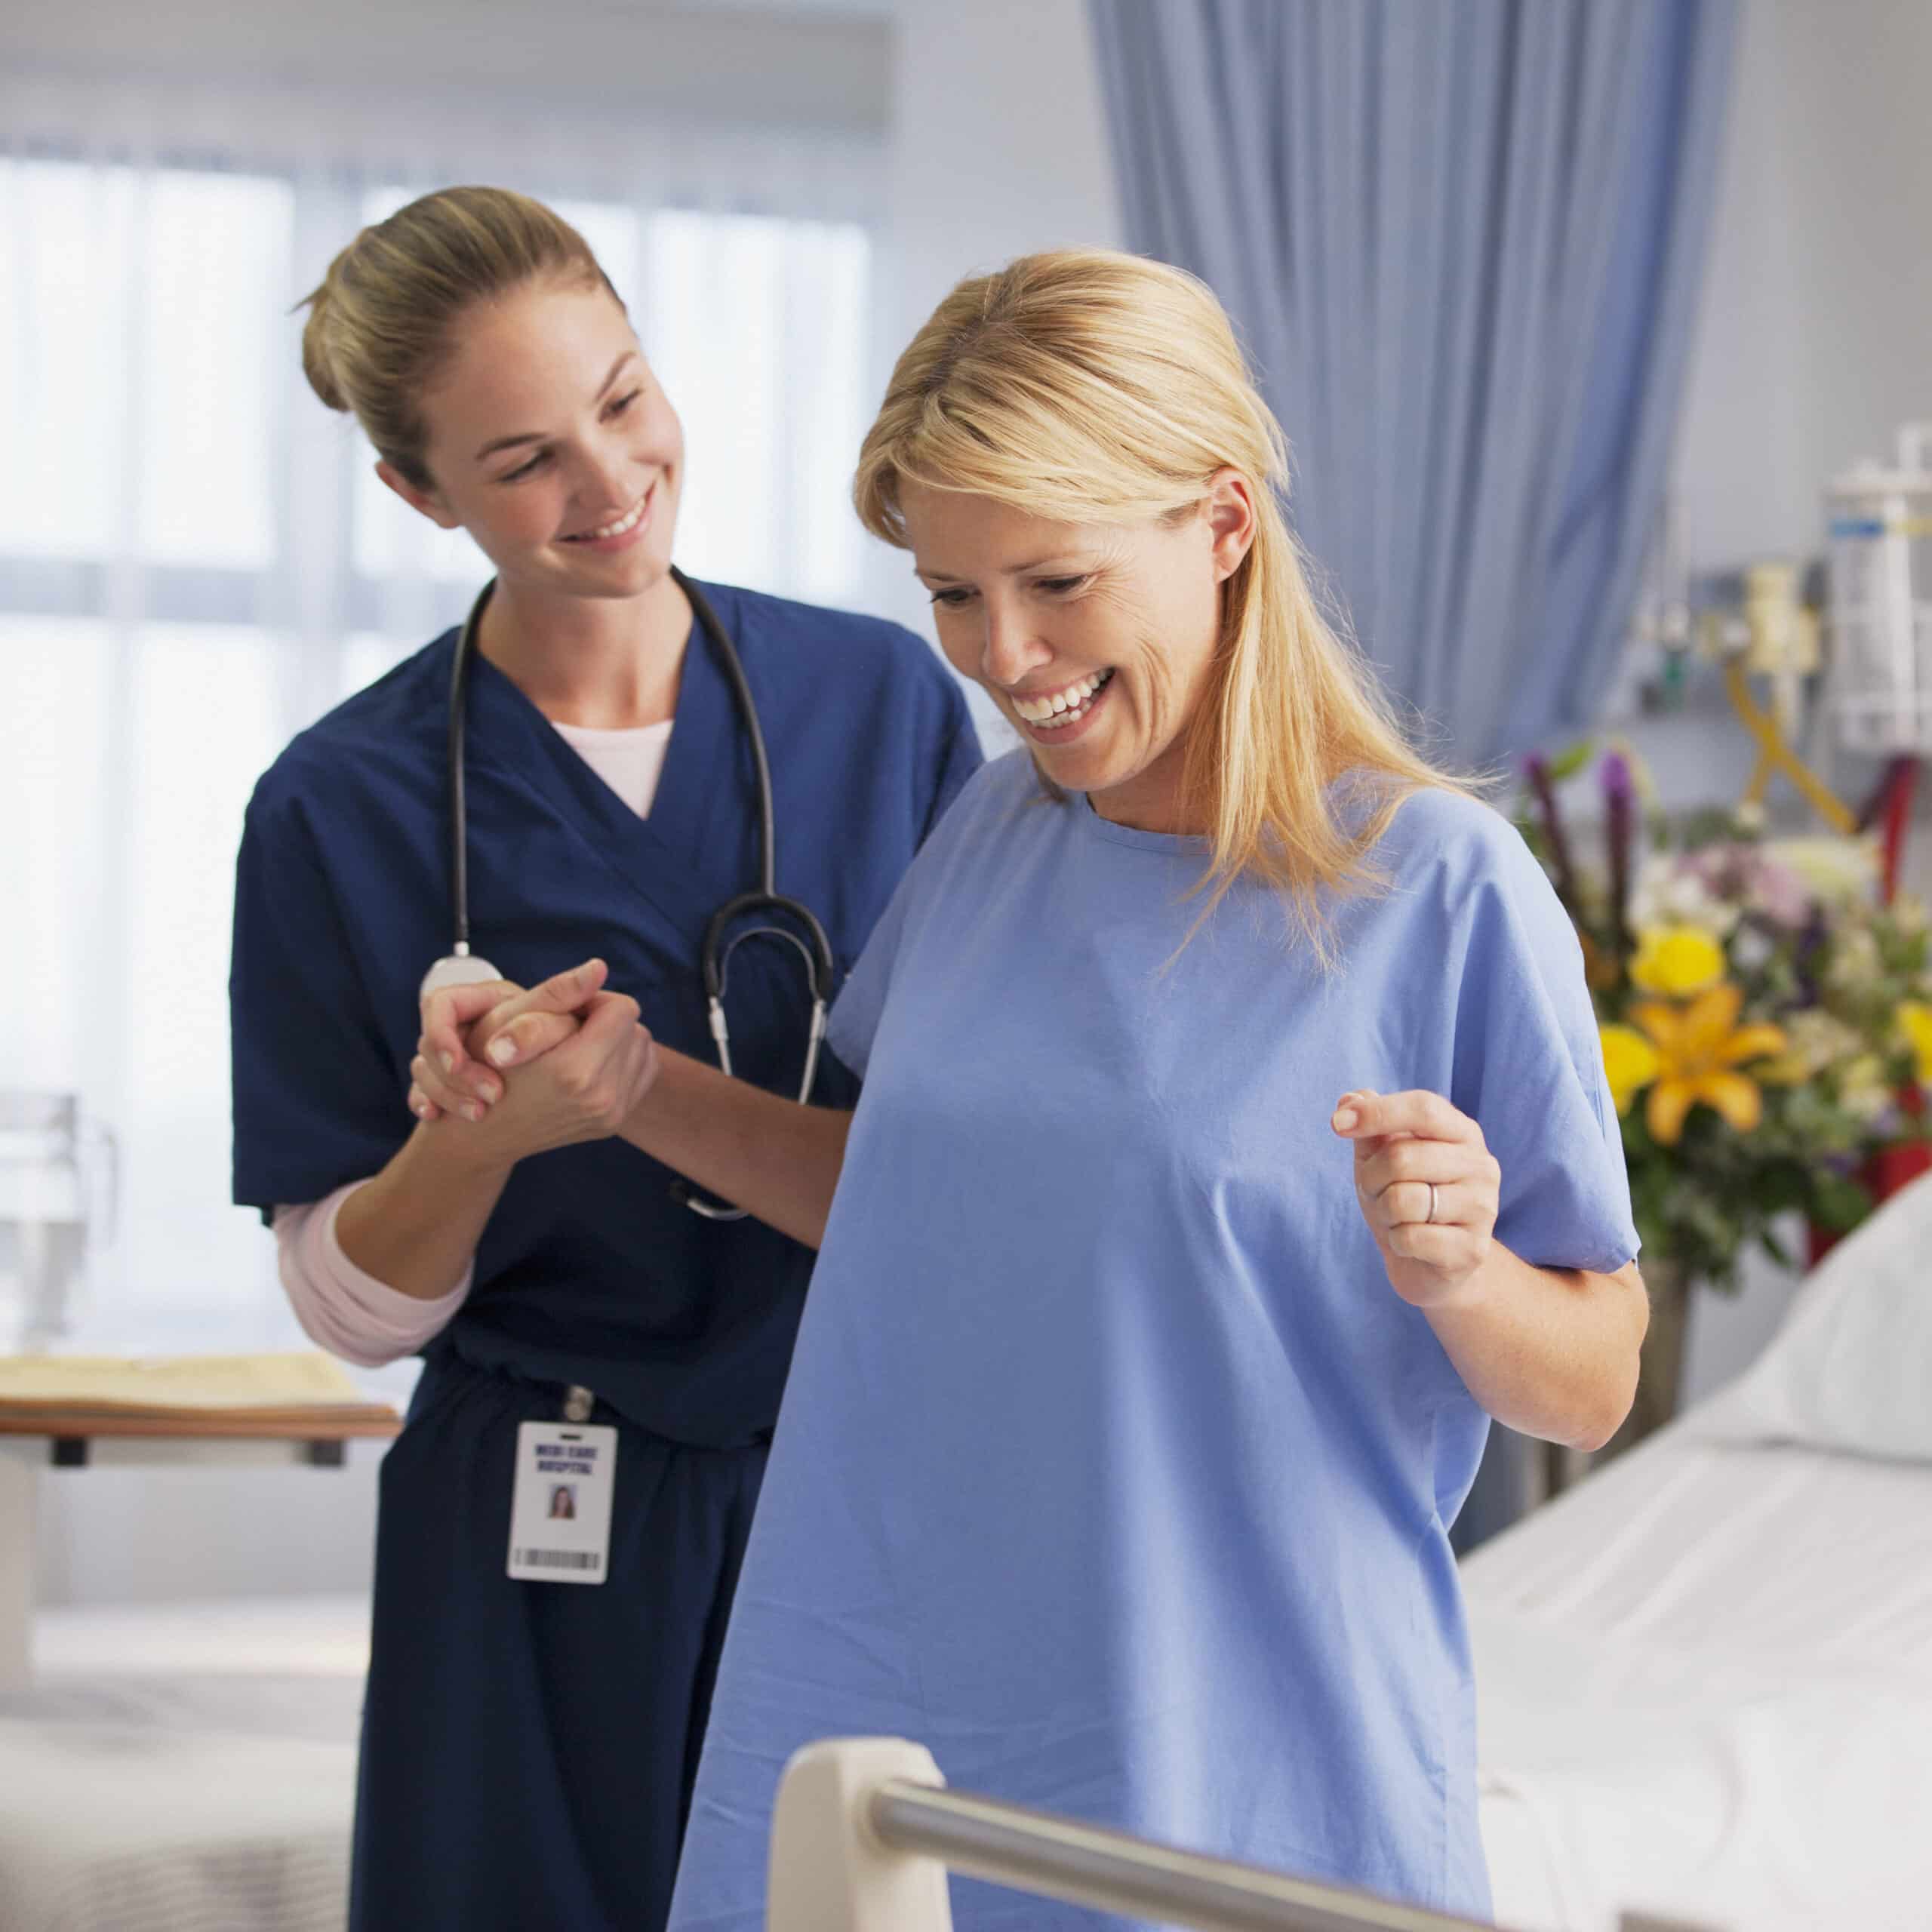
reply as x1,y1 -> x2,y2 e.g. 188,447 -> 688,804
0,1444 -> 35,1692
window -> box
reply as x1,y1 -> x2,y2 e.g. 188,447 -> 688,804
0,156 -> 875,1351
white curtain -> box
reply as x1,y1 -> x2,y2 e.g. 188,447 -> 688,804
0,73 -> 883,1354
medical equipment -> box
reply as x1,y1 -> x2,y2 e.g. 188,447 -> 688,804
1826,421 -> 1932,755
0,1092 -> 115,1353
424,568 -> 835,1219
1691,561 -> 1854,833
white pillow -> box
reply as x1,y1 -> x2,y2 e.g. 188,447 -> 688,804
1695,1171 -> 1932,1461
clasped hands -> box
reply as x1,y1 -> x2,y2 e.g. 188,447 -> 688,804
408,958 -> 656,1163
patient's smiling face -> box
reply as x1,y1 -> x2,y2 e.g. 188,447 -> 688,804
902,478 -> 1255,834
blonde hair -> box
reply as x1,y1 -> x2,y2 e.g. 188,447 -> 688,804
299,185 -> 619,490
854,248 -> 1477,961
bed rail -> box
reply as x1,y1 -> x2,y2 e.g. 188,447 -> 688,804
766,1738 -> 1720,1932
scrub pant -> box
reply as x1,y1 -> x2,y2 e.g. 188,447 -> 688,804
348,1353 -> 769,1931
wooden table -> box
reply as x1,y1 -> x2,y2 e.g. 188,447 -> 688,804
0,1410 -> 399,1691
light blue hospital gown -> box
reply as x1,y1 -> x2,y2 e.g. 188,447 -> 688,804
666,752 -> 1638,1929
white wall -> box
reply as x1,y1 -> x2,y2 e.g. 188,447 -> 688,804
2,0 -> 890,133
862,0 -> 1121,743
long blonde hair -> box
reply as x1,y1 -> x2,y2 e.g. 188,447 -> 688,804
299,185 -> 618,491
854,248 -> 1476,961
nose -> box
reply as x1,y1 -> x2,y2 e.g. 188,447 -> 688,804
980,597 -> 1053,688
574,438 -> 636,516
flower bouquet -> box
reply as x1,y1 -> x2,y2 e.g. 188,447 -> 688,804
1515,742 -> 1932,1443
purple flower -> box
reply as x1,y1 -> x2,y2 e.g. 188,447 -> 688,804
1524,754 -> 1578,914
1603,753 -> 1633,940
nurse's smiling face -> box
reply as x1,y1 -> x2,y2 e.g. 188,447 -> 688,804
903,478 -> 1255,833
378,278 -> 684,601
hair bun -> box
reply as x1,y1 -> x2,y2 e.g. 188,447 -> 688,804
297,264 -> 349,413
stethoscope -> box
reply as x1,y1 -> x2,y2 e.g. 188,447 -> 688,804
421,566 -> 835,1220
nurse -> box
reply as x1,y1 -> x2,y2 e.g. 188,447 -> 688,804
228,186 -> 979,1931
414,249 -> 1644,1924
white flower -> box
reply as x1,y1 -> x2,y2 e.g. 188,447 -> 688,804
1775,1008 -> 1866,1078
1827,926 -> 1882,990
1628,858 -> 1740,936
1837,1053 -> 1894,1122
1762,834 -> 1881,907
1730,925 -> 1776,972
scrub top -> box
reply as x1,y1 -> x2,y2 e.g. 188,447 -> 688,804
666,752 -> 1638,1930
229,580 -> 980,1931
232,579 -> 980,1445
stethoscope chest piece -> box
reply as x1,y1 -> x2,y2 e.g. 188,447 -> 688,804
432,568 -> 833,1223
420,949 -> 505,1003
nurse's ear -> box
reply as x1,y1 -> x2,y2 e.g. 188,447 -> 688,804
374,460 -> 463,532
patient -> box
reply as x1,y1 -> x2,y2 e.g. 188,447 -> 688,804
414,248 -> 1644,1924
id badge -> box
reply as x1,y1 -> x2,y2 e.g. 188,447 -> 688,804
508,1420 -> 616,1584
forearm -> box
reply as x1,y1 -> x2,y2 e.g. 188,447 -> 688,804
1423,1250 -> 1647,1451
618,1047 -> 851,1250
335,1124 -> 516,1300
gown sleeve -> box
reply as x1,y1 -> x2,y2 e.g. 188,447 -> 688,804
229,777 -> 413,1217
1447,817 -> 1641,1278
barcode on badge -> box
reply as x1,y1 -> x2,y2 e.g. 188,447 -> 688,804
515,1548 -> 602,1572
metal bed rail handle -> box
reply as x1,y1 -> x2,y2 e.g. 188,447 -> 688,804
765,1738 -> 1724,1932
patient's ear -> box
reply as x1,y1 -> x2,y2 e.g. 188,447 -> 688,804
1203,469 -> 1257,583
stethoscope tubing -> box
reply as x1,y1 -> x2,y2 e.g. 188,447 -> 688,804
439,566 -> 835,1219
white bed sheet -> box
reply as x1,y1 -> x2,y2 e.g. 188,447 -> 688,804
1464,1426 -> 1932,1932
0,1596 -> 371,1932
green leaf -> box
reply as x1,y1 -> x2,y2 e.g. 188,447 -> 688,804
1546,740 -> 1596,783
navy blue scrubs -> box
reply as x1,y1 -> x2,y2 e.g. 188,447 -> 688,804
229,581 -> 980,1930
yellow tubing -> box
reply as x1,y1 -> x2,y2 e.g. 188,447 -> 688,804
1722,660 -> 1857,834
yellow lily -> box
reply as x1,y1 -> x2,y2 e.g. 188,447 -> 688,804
1897,1000 -> 1932,1086
1629,924 -> 1727,997
1629,983 -> 1787,1145
1599,1024 -> 1661,1115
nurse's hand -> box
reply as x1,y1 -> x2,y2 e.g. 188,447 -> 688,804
410,983 -> 657,1158
1331,1089 -> 1500,1308
415,961 -> 603,1121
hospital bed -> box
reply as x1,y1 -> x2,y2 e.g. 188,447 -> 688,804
0,1595 -> 368,1932
1463,1176 -> 1932,1932
5,1176 -> 1927,1932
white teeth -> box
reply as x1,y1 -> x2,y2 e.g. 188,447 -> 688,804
1013,669 -> 1112,730
572,492 -> 648,542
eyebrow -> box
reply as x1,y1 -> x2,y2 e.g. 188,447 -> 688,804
915,555 -> 1086,585
473,352 -> 639,462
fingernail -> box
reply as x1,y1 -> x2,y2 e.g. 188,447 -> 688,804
412,1098 -> 431,1119
488,1038 -> 517,1067
440,1052 -> 455,1075
1333,1105 -> 1359,1132
478,1080 -> 501,1104
465,1103 -> 484,1123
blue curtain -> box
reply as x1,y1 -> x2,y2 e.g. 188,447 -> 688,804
1087,0 -> 1737,765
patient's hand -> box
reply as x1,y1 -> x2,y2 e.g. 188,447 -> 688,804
411,959 -> 601,1122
